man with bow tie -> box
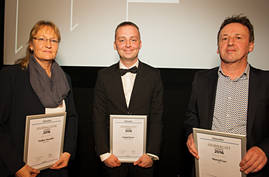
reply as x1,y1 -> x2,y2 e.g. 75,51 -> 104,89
92,21 -> 163,177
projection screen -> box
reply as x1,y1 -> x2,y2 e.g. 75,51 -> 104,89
4,0 -> 269,69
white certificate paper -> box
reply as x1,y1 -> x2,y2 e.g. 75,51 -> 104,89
193,128 -> 246,177
110,115 -> 147,162
24,112 -> 66,170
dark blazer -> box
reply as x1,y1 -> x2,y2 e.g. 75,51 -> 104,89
0,65 -> 78,176
184,65 -> 269,177
93,61 -> 163,157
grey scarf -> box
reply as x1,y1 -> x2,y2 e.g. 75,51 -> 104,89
29,56 -> 70,108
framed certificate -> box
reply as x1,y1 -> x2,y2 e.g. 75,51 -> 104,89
193,128 -> 246,177
110,115 -> 147,162
23,112 -> 66,170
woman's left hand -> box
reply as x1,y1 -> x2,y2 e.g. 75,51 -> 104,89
50,152 -> 71,170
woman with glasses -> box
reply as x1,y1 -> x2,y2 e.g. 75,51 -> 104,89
0,20 -> 78,177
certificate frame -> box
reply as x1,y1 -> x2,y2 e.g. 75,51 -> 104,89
110,115 -> 147,163
193,128 -> 246,177
23,112 -> 66,170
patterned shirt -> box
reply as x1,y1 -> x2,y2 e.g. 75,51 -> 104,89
211,65 -> 249,135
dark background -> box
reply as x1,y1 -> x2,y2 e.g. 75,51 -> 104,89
0,1 -> 200,176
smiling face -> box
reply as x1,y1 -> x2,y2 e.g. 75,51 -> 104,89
29,26 -> 59,62
114,25 -> 142,63
217,23 -> 254,64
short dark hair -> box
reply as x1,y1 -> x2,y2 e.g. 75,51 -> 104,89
217,15 -> 254,43
114,21 -> 140,40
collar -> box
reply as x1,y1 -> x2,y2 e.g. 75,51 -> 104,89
119,60 -> 139,69
218,64 -> 250,81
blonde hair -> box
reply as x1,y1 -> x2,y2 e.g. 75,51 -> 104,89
16,20 -> 61,69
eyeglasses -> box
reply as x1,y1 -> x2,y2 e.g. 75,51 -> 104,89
33,37 -> 59,44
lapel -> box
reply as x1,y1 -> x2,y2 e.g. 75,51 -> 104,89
111,63 -> 129,111
206,68 -> 219,129
128,62 -> 145,111
246,66 -> 257,137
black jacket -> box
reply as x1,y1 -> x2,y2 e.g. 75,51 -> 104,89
92,61 -> 163,157
184,66 -> 269,177
0,65 -> 78,176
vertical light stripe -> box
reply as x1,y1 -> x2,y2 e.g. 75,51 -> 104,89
15,0 -> 23,54
70,0 -> 78,31
126,2 -> 129,21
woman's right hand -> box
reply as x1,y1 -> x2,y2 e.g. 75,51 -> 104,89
15,164 -> 40,177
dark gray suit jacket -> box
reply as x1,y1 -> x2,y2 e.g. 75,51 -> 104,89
184,65 -> 269,177
93,61 -> 163,157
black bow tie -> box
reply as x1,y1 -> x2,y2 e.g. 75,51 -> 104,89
119,66 -> 138,76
